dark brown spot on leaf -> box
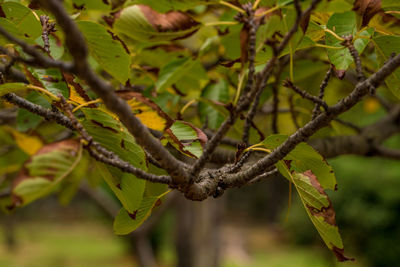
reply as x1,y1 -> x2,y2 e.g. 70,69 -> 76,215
128,210 -> 138,220
154,198 -> 162,208
91,120 -> 119,133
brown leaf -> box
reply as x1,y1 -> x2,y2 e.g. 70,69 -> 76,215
353,0 -> 382,26
138,5 -> 199,33
303,170 -> 336,226
332,246 -> 355,262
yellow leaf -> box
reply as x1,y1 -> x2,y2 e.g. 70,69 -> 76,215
126,98 -> 167,131
4,126 -> 43,155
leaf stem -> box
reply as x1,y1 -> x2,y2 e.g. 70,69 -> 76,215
26,85 -> 60,101
324,28 -> 345,41
72,99 -> 102,112
315,43 -> 344,50
180,99 -> 196,115
233,70 -> 246,105
219,0 -> 245,13
253,0 -> 262,10
204,21 -> 239,27
255,5 -> 281,17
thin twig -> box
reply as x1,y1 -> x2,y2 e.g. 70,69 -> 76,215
40,15 -> 55,55
312,66 -> 333,120
283,79 -> 330,111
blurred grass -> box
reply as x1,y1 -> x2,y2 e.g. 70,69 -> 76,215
0,221 -> 134,267
0,219 -> 360,267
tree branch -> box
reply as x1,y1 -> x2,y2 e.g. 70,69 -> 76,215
3,93 -> 173,184
39,0 -> 189,184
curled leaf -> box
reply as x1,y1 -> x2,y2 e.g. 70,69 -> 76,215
353,0 -> 382,26
11,139 -> 82,207
114,5 -> 200,42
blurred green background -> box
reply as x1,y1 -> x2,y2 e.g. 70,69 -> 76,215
1,153 -> 400,267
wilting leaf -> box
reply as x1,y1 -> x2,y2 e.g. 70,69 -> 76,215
3,126 -> 43,155
117,91 -> 174,131
113,190 -> 170,235
353,0 -> 382,26
325,12 -> 373,71
260,134 -> 337,190
164,121 -> 207,158
11,139 -> 82,207
77,21 -> 131,83
63,73 -> 93,106
373,35 -> 400,98
198,80 -> 230,129
114,5 -> 200,43
278,167 -> 353,262
1,2 -> 42,43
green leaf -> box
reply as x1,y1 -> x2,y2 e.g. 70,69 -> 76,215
16,92 -> 51,132
325,12 -> 372,70
382,0 -> 400,8
12,139 -> 82,207
0,82 -> 27,96
373,35 -> 400,99
95,162 -> 146,213
198,80 -> 230,129
155,57 -> 197,92
1,2 -> 42,42
82,108 -> 147,212
25,67 -> 70,98
113,5 -> 200,43
164,121 -> 207,158
0,17 -> 20,45
113,190 -> 170,235
261,134 -> 337,190
77,21 -> 131,83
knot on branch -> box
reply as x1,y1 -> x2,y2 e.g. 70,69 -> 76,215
183,170 -> 227,201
